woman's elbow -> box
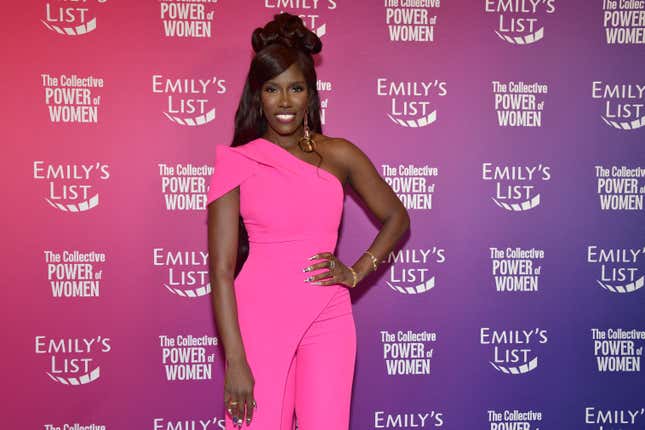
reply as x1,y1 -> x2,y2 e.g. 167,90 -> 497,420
209,259 -> 236,285
399,208 -> 411,232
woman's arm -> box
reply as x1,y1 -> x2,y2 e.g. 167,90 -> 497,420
207,188 -> 255,425
338,138 -> 411,281
208,189 -> 247,362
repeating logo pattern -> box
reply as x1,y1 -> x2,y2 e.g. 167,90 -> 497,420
7,2 -> 645,427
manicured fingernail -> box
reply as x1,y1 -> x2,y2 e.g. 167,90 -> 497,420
308,255 -> 316,260
312,281 -> 321,285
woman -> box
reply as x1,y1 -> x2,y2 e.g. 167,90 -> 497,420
207,13 -> 410,430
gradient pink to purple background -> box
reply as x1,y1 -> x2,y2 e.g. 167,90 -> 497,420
2,1 -> 644,428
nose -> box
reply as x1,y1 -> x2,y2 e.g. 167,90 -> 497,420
279,89 -> 292,107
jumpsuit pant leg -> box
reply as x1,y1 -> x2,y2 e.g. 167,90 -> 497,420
291,288 -> 357,430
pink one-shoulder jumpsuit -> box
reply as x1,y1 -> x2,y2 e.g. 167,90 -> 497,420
207,137 -> 357,430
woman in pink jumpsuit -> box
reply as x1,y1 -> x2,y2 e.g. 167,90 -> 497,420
206,13 -> 410,430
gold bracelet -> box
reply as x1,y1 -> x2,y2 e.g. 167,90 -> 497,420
364,251 -> 379,272
348,266 -> 358,288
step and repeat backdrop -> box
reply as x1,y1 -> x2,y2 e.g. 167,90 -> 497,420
2,1 -> 644,429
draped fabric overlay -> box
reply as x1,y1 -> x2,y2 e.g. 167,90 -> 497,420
2,2 -> 644,429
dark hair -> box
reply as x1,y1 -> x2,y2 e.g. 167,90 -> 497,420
231,12 -> 324,275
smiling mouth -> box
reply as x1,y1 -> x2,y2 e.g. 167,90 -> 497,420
275,113 -> 296,123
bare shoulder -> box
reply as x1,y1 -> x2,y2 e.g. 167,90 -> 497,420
314,133 -> 370,169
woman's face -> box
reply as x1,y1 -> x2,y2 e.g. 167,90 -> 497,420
260,63 -> 309,139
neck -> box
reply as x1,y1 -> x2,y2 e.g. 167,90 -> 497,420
262,126 -> 307,149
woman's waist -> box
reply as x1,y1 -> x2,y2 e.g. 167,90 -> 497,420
248,237 -> 337,258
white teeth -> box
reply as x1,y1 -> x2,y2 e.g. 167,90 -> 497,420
276,114 -> 295,120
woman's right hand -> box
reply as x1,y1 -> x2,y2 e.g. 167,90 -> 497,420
224,358 -> 256,428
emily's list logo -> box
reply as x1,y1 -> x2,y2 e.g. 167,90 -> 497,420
587,245 -> 644,293
35,336 -> 111,385
153,248 -> 210,298
264,0 -> 337,38
484,0 -> 556,45
385,247 -> 445,294
41,0 -> 108,36
152,75 -> 226,126
373,409 -> 445,428
377,78 -> 447,127
33,161 -> 110,212
480,327 -> 548,374
482,163 -> 551,211
592,81 -> 645,131
585,406 -> 645,429
153,417 -> 225,430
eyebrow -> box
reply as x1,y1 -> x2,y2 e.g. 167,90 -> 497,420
264,80 -> 307,86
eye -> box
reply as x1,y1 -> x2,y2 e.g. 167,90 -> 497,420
291,85 -> 305,92
264,86 -> 277,93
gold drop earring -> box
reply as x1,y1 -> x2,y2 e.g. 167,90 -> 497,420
298,108 -> 315,153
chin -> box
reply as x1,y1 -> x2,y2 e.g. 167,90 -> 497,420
270,124 -> 301,136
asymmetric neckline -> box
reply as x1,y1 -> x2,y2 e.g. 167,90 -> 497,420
256,137 -> 344,187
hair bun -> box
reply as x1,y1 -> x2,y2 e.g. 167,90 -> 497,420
251,13 -> 322,56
